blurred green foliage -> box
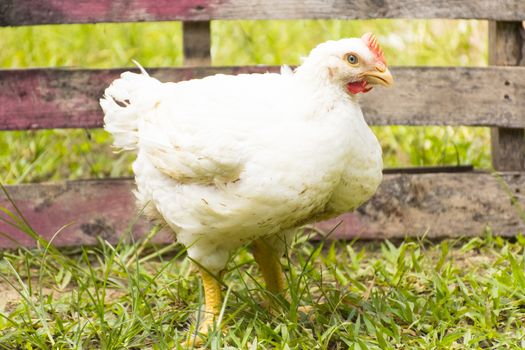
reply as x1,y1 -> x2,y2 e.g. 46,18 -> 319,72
0,19 -> 490,184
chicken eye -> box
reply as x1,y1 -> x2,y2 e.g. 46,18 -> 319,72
346,54 -> 358,65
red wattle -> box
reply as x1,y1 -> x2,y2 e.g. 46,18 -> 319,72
347,81 -> 372,94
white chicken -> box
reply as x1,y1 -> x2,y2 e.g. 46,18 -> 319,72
100,33 -> 392,338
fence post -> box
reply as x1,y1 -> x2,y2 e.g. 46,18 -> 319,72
182,21 -> 211,67
488,21 -> 525,171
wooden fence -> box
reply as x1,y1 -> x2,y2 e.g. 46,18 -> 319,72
0,0 -> 524,248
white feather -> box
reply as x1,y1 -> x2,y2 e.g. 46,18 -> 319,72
101,38 -> 384,273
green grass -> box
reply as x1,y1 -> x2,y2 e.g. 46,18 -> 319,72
1,224 -> 524,349
0,19 -> 491,184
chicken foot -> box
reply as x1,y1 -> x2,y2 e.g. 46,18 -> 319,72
252,237 -> 300,314
186,267 -> 223,347
251,238 -> 286,297
251,238 -> 313,316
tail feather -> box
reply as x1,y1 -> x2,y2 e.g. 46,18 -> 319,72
100,66 -> 160,151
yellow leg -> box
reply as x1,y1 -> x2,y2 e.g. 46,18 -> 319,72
251,239 -> 314,316
185,267 -> 223,347
197,267 -> 222,333
251,239 -> 286,295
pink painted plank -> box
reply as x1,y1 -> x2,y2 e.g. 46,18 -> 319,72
1,66 -> 525,130
0,172 -> 523,248
0,66 -> 277,130
1,0 -> 524,26
0,179 -> 163,248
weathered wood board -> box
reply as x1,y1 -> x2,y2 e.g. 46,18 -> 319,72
0,172 -> 523,249
491,127 -> 525,171
488,21 -> 525,171
316,172 -> 525,240
1,0 -> 525,26
0,179 -> 165,248
1,66 -> 525,130
183,21 -> 211,67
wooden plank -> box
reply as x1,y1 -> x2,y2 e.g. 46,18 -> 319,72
1,0 -> 525,26
0,172 -> 523,248
316,172 -> 525,240
489,21 -> 525,171
488,22 -> 525,66
183,21 -> 211,67
1,66 -> 525,130
0,179 -> 164,248
359,66 -> 525,127
0,66 -> 274,130
491,128 -> 525,171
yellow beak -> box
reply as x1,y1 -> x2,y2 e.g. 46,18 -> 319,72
360,66 -> 394,87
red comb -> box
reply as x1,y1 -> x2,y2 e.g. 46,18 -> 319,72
361,32 -> 386,65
